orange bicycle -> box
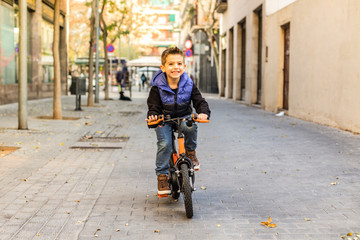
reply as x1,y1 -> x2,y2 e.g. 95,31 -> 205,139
148,114 -> 209,218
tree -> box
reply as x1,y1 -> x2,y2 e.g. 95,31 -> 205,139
53,0 -> 62,119
87,0 -> 96,106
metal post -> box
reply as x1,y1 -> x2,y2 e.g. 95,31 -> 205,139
18,0 -> 28,130
95,0 -> 100,103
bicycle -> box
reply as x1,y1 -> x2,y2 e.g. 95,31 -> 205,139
148,113 -> 209,218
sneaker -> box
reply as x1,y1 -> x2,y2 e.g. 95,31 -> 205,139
186,150 -> 200,171
157,174 -> 171,195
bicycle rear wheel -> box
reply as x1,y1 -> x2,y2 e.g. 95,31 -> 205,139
180,163 -> 193,218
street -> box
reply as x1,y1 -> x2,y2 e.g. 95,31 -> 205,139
0,90 -> 359,240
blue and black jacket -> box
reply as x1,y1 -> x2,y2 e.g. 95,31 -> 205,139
147,70 -> 211,118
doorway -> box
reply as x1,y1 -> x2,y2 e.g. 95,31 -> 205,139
254,6 -> 263,104
282,23 -> 290,110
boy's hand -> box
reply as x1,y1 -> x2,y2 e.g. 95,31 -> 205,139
145,115 -> 158,122
197,113 -> 208,120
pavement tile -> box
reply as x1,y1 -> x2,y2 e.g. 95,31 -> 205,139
0,91 -> 359,239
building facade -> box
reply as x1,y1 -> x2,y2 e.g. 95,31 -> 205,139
179,0 -> 219,94
137,0 -> 180,56
219,0 -> 360,133
0,0 -> 68,105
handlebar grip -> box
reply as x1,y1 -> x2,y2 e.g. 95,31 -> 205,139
192,113 -> 209,123
147,115 -> 164,128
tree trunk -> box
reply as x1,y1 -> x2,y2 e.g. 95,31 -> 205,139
87,0 -> 96,107
53,0 -> 62,119
100,12 -> 110,100
18,0 -> 28,129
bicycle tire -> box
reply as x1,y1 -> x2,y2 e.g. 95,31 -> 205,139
180,163 -> 193,218
170,172 -> 180,200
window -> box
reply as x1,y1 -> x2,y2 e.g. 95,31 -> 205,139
1,4 -> 16,84
169,14 -> 175,22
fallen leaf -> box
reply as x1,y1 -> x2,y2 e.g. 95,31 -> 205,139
154,229 -> 160,233
59,143 -> 65,146
348,233 -> 353,236
95,131 -> 103,134
201,186 -> 207,190
261,217 -> 277,228
330,182 -> 339,185
24,179 -> 28,182
125,223 -> 129,226
36,233 -> 40,236
304,218 -> 311,221
85,122 -> 92,126
217,224 -> 221,228
116,229 -> 120,232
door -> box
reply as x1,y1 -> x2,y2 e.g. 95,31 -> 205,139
240,21 -> 246,100
282,23 -> 290,110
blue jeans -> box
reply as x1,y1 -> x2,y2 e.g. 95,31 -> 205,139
155,120 -> 198,176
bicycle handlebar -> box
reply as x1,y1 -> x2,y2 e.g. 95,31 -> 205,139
147,114 -> 209,128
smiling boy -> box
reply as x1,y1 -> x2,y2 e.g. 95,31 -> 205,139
146,46 -> 211,195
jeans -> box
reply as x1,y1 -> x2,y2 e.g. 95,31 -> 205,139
155,120 -> 198,176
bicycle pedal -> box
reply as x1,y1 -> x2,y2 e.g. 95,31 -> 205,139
158,194 -> 169,198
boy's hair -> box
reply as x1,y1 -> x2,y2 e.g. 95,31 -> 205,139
161,46 -> 184,65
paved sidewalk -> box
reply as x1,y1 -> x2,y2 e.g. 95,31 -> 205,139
0,90 -> 359,240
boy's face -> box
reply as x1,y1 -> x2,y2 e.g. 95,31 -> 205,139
160,54 -> 186,82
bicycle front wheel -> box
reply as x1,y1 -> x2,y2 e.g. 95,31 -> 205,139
180,163 -> 193,218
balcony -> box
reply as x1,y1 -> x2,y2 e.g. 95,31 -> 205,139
215,0 -> 227,13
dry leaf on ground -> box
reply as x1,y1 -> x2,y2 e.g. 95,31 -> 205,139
261,217 -> 277,228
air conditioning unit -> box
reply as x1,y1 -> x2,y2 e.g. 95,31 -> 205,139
215,0 -> 227,13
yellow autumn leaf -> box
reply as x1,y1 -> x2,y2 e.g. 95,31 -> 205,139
59,143 -> 65,146
201,186 -> 207,190
96,131 -> 103,134
261,217 -> 277,228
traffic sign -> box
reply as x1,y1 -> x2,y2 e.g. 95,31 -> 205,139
185,49 -> 193,57
185,40 -> 192,49
107,44 -> 115,53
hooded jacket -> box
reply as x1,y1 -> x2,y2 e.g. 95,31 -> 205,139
147,70 -> 211,118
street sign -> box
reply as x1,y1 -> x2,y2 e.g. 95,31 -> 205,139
107,44 -> 115,53
185,49 -> 193,57
185,40 -> 192,49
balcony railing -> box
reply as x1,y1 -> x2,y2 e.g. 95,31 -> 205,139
215,0 -> 227,13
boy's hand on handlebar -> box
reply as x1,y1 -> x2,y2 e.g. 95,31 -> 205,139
197,113 -> 208,120
145,115 -> 158,123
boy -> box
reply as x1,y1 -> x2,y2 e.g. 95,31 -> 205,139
146,47 -> 211,195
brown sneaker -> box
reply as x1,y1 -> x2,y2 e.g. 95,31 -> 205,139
157,174 -> 171,195
186,150 -> 200,171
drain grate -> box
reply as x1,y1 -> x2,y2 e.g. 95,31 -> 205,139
118,111 -> 141,117
79,136 -> 129,142
70,135 -> 129,149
